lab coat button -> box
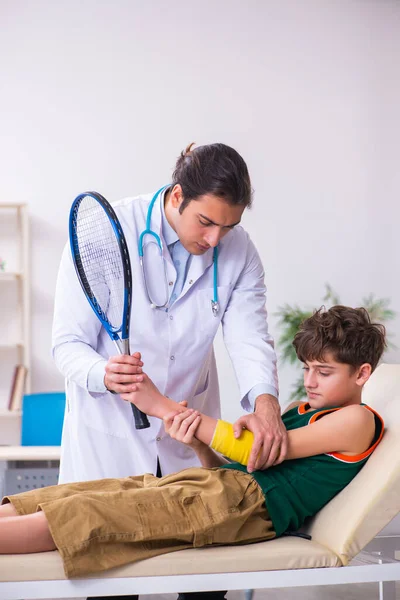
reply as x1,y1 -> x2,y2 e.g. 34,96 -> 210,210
169,281 -> 173,286
156,436 -> 162,442
169,315 -> 173,320
170,355 -> 175,361
189,279 -> 193,284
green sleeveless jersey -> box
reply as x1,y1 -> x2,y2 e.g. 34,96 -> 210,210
221,403 -> 384,537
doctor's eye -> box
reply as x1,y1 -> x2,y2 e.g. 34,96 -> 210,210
199,219 -> 211,227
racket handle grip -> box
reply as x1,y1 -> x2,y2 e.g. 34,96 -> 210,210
131,403 -> 150,429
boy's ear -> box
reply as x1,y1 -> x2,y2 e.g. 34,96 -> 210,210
355,363 -> 372,387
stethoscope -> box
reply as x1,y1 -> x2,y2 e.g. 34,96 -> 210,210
138,185 -> 219,316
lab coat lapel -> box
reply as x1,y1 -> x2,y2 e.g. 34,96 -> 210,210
183,249 -> 214,293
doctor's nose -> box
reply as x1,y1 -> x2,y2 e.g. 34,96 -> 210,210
204,227 -> 223,248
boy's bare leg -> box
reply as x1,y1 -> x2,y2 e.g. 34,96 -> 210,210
0,511 -> 56,553
0,503 -> 18,518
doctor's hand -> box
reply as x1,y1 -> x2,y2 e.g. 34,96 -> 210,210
104,352 -> 144,394
233,394 -> 288,473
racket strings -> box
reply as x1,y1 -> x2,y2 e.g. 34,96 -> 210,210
74,197 -> 125,331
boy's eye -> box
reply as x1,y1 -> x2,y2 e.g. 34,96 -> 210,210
302,366 -> 309,371
318,371 -> 330,377
199,220 -> 211,227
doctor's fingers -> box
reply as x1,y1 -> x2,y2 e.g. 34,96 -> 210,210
246,435 -> 264,473
273,435 -> 288,466
106,373 -> 144,386
105,362 -> 143,376
254,438 -> 281,470
107,355 -> 144,367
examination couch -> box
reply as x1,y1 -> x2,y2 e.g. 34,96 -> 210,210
0,363 -> 399,599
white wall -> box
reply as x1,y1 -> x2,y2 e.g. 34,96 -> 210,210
0,0 -> 399,420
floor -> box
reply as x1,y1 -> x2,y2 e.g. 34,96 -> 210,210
44,583 -> 400,600
141,584 -> 399,600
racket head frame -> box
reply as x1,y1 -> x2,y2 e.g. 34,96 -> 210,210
69,191 -> 132,345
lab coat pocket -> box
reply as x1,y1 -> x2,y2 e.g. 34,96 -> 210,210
196,285 -> 231,337
191,381 -> 211,413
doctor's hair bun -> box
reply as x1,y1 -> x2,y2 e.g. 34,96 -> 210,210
172,142 -> 252,213
182,142 -> 196,157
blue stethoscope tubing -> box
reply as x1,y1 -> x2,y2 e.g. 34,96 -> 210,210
138,185 -> 219,316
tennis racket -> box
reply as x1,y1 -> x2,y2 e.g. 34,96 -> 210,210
69,191 -> 150,430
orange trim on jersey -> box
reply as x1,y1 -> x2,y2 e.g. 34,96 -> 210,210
308,405 -> 385,463
328,406 -> 384,463
308,408 -> 338,424
298,403 -> 309,414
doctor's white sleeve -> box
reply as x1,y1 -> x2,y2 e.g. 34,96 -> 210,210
52,244 -> 108,394
222,237 -> 279,412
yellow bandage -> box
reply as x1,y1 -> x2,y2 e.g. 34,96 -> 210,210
210,420 -> 255,466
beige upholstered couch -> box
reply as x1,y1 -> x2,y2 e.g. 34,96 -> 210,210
0,364 -> 399,599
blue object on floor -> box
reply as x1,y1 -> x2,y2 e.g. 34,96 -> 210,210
21,392 -> 66,446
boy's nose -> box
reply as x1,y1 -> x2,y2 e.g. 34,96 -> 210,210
304,372 -> 317,388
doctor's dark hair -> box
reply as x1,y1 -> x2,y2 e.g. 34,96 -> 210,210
172,143 -> 253,213
292,305 -> 386,372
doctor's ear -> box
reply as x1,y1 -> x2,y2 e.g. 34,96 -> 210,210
169,184 -> 184,209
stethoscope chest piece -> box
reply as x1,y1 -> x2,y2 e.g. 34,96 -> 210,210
211,300 -> 219,317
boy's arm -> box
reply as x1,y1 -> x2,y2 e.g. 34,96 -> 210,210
120,374 -> 219,445
285,404 -> 376,459
121,375 -> 375,466
163,408 -> 228,468
209,404 -> 375,464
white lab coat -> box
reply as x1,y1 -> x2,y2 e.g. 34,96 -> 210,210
52,192 -> 278,483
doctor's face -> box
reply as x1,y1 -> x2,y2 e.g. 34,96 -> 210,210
166,186 -> 245,255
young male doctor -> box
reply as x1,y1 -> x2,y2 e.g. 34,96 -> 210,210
52,143 -> 286,486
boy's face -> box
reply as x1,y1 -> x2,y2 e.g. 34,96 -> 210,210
302,352 -> 370,409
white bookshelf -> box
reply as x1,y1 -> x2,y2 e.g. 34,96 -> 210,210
0,410 -> 22,445
0,203 -> 30,412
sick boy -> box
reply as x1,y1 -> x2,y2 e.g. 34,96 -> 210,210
0,306 -> 385,578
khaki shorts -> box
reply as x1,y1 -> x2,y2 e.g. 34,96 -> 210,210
3,467 -> 275,578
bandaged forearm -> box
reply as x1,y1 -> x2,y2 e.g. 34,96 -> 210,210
210,420 -> 254,466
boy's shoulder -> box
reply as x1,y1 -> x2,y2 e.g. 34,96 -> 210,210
282,401 -> 302,414
332,403 -> 377,434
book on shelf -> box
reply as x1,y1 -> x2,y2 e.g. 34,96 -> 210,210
8,364 -> 28,411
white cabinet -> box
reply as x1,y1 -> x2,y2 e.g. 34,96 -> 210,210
0,203 -> 30,411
